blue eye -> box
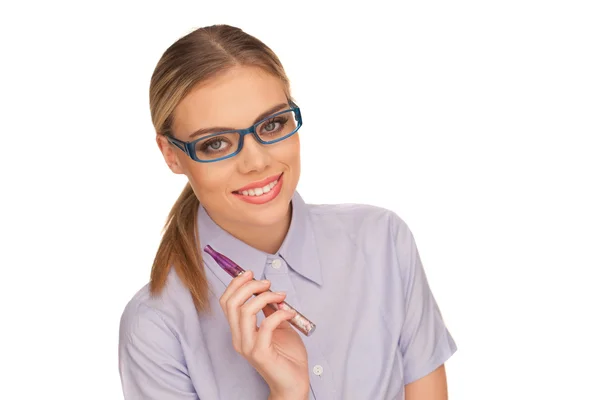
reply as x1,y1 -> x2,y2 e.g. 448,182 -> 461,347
200,137 -> 230,153
209,140 -> 224,150
261,116 -> 288,136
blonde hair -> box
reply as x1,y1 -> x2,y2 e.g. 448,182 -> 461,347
148,25 -> 292,312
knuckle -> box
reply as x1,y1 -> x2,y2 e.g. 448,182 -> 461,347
225,298 -> 236,312
231,342 -> 241,354
240,303 -> 252,316
241,344 -> 253,357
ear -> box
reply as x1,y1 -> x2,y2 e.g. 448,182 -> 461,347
156,134 -> 185,175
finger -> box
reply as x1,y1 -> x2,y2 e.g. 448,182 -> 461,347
226,279 -> 272,317
224,278 -> 271,352
219,271 -> 253,352
240,291 -> 287,354
261,297 -> 288,318
255,309 -> 297,353
219,270 -> 254,315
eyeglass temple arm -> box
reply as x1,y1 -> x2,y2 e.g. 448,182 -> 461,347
166,135 -> 188,153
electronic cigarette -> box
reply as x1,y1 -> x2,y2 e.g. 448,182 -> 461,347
204,245 -> 316,337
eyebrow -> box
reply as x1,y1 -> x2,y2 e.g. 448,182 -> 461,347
187,102 -> 290,139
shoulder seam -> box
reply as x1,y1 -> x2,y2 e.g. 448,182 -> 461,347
125,302 -> 181,345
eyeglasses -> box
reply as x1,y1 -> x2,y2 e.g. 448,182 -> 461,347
166,101 -> 302,163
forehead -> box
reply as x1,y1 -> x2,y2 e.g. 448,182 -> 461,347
172,66 -> 288,137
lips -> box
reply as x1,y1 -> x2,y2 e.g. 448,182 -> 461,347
233,173 -> 283,194
232,173 -> 284,205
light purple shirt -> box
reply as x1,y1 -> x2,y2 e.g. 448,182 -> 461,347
119,192 -> 457,399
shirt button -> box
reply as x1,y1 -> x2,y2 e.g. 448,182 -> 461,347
271,259 -> 282,269
313,365 -> 323,376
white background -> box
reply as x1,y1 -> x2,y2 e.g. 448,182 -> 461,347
1,0 -> 599,399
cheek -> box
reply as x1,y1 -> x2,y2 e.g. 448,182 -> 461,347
274,136 -> 301,165
185,162 -> 232,199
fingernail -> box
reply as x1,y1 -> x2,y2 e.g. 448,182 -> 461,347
261,280 -> 270,284
275,291 -> 285,295
242,270 -> 251,276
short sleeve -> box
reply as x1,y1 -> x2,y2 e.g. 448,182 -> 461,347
392,216 -> 458,384
118,302 -> 199,399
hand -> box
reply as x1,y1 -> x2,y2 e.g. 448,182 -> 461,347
220,270 -> 309,399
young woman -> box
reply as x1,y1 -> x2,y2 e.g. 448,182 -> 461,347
118,24 -> 457,400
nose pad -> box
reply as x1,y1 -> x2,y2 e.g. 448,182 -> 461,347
236,126 -> 260,153
247,125 -> 264,146
240,134 -> 267,155
238,132 -> 270,172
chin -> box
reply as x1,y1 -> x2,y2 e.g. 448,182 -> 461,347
234,187 -> 293,227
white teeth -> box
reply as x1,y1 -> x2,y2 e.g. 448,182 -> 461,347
237,178 -> 280,197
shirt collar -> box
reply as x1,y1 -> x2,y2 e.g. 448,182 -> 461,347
277,191 -> 323,285
197,191 -> 323,289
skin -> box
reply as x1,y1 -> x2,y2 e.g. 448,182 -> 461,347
157,65 -> 448,399
405,365 -> 449,400
157,65 -> 301,255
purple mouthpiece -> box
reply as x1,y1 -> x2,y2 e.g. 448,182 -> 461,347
204,245 -> 245,278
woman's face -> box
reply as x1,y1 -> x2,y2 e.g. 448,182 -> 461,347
157,66 -> 301,231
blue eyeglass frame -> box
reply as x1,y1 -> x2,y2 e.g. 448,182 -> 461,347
165,101 -> 302,163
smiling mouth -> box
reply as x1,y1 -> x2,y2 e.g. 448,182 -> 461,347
233,173 -> 283,197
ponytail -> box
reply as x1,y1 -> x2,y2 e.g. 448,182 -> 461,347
150,183 -> 209,312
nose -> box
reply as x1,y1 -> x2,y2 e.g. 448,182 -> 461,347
237,134 -> 271,174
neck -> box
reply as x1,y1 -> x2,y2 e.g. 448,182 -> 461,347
212,204 -> 293,254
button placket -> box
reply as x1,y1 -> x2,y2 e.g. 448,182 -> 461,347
258,259 -> 288,326
264,263 -> 335,397
287,293 -> 332,396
